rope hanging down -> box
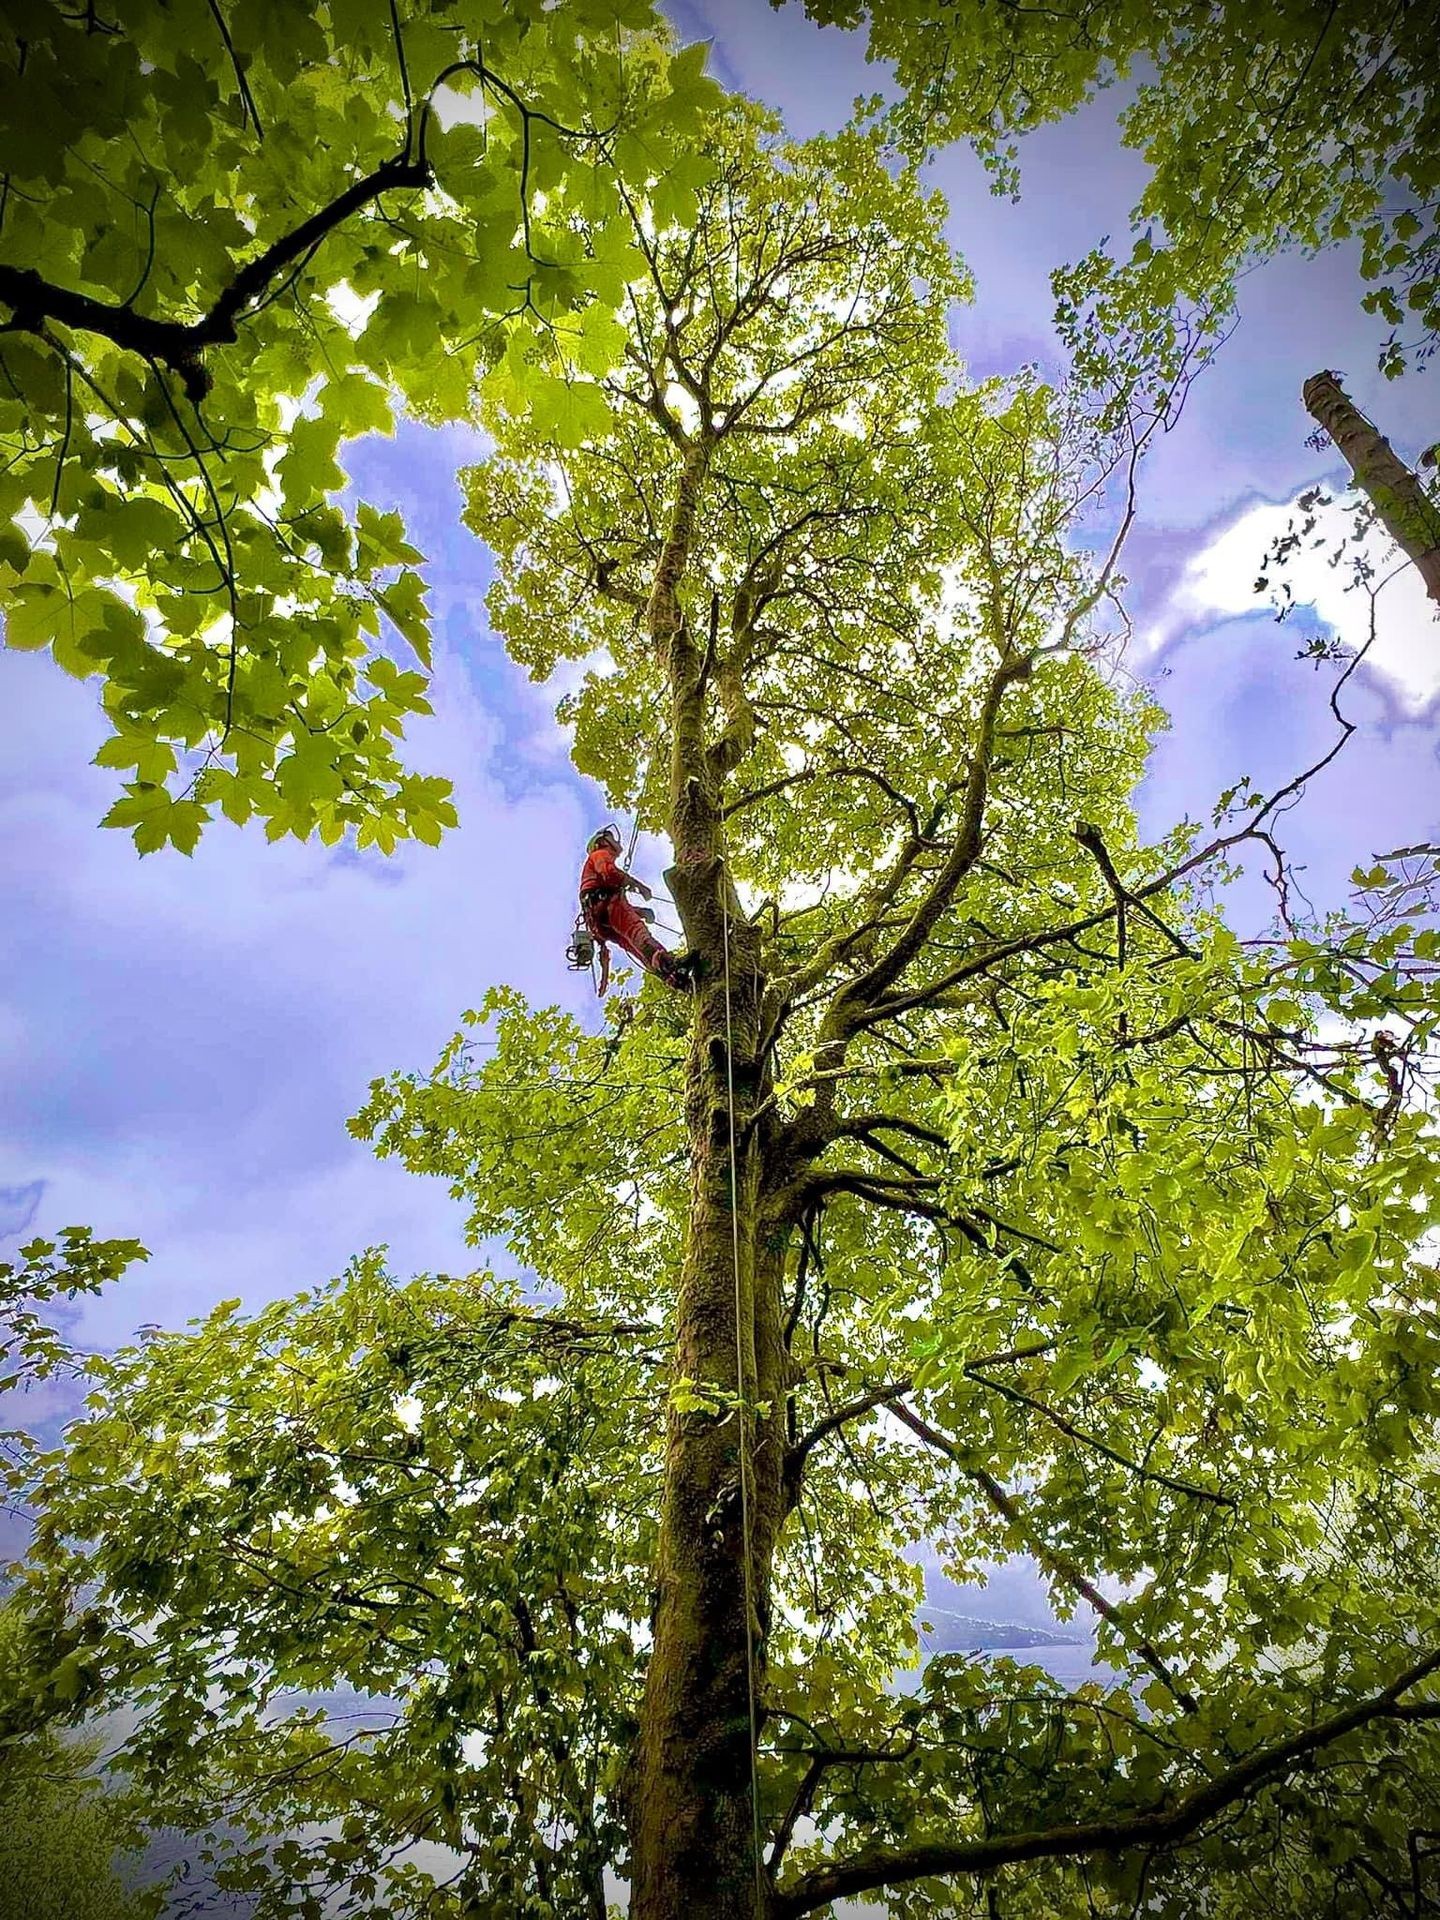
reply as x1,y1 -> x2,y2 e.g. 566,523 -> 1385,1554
720,881 -> 765,1907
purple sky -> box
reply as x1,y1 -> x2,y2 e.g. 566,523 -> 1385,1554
3,0 -> 1438,1365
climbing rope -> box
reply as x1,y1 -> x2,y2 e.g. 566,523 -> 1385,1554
624,747 -> 650,872
720,881 -> 765,1907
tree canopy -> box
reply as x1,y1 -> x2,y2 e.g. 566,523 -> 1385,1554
800,0 -> 1440,385
0,0 -> 715,850
7,85 -> 1440,1919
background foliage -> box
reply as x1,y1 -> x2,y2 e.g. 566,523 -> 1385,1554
801,0 -> 1440,386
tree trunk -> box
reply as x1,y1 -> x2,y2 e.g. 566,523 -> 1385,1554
626,434 -> 787,1917
1302,369 -> 1440,603
628,675 -> 792,1913
627,861 -> 788,1918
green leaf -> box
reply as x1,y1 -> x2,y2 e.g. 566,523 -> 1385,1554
4,582 -> 66,651
73,495 -> 187,571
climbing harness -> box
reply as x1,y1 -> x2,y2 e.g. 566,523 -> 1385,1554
566,903 -> 669,984
721,881 -> 765,1908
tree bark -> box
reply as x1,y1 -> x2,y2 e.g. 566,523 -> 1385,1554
626,435 -> 788,1917
1302,369 -> 1440,603
626,978 -> 786,1917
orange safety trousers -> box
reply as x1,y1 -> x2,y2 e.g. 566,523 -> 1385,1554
582,891 -> 686,988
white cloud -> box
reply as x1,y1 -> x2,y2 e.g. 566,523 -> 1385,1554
1145,485 -> 1440,710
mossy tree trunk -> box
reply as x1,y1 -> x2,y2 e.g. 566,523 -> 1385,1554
626,435 -> 788,1918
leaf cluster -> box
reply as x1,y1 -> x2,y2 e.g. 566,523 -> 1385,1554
804,0 -> 1440,382
8,1253 -> 660,1916
0,0 -> 719,849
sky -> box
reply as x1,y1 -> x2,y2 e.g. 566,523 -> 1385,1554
2,0 -> 1438,1550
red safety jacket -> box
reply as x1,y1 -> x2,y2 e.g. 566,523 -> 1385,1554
579,844 -> 622,900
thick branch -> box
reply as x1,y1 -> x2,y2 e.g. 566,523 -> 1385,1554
786,653 -> 1030,1029
706,560 -> 782,780
821,1111 -> 951,1155
772,1649 -> 1440,1917
832,640 -> 1365,1033
0,150 -> 432,399
1303,369 -> 1440,602
724,762 -> 921,837
771,1169 -> 1043,1294
968,1370 -> 1234,1508
785,1168 -> 941,1216
1074,820 -> 1196,960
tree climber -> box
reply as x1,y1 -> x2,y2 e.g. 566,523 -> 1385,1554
578,827 -> 693,996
